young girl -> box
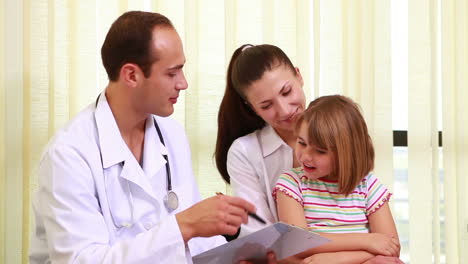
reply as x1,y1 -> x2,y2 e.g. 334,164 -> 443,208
274,95 -> 401,263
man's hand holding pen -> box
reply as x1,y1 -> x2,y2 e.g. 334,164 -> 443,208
176,193 -> 277,264
216,192 -> 267,225
175,193 -> 257,243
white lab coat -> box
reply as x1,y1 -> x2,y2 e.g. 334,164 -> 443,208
227,125 -> 294,238
29,92 -> 225,264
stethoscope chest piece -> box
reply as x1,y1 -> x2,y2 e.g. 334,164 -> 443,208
164,190 -> 179,211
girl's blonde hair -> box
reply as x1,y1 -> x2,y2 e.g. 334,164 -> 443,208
295,95 -> 374,196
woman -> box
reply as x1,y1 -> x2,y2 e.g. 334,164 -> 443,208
215,44 -> 305,238
215,44 -> 404,264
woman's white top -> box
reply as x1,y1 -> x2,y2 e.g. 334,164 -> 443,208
29,93 -> 224,264
227,125 -> 294,237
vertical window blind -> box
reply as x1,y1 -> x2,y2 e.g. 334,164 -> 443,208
0,0 -> 466,263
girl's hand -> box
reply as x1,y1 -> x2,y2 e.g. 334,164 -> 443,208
364,233 -> 400,257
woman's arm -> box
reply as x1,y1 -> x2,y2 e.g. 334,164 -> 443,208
302,251 -> 375,264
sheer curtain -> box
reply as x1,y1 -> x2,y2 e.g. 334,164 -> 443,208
0,0 -> 466,263
408,0 -> 439,262
441,0 -> 468,263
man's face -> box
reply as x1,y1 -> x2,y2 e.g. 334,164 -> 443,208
136,27 -> 187,117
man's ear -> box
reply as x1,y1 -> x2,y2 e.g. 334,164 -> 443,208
120,63 -> 141,88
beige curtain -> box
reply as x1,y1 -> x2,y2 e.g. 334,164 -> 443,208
408,0 -> 438,262
1,0 -> 466,263
407,0 -> 468,263
441,0 -> 468,263
316,0 -> 394,193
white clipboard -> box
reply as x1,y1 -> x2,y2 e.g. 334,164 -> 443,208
192,222 -> 330,264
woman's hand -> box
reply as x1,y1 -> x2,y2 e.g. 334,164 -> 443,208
238,252 -> 306,264
362,255 -> 405,264
239,251 -> 277,264
363,233 -> 400,257
301,252 -> 346,264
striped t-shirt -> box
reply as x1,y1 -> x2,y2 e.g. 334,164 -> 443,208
273,167 -> 392,233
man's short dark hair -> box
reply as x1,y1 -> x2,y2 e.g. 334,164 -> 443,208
101,11 -> 174,81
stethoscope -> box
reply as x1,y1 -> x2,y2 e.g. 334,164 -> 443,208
95,95 -> 179,213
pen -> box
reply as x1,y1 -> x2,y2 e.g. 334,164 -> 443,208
216,192 -> 267,225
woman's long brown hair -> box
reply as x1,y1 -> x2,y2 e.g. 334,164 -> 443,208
215,44 -> 296,183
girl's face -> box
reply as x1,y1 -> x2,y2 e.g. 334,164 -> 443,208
295,121 -> 335,180
244,65 -> 306,134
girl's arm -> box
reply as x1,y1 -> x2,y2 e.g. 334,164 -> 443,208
302,202 -> 401,257
277,191 -> 399,258
293,232 -> 398,259
368,202 -> 399,238
367,202 -> 400,256
276,191 -> 308,228
301,251 -> 404,264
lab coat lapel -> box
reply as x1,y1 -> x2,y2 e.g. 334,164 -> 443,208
142,116 -> 168,179
118,159 -> 158,201
118,118 -> 166,202
94,92 -> 159,201
94,92 -> 127,168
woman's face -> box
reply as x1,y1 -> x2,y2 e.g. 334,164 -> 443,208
244,65 -> 306,133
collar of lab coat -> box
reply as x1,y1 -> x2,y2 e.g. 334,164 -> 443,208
94,92 -> 128,168
93,92 -> 168,173
259,125 -> 289,158
142,116 -> 168,178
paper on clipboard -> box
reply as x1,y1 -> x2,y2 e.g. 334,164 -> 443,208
192,222 -> 329,264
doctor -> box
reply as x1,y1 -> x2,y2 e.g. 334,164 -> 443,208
29,11 -> 267,264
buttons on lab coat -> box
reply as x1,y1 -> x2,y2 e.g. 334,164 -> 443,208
144,222 -> 153,230
122,222 -> 133,228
